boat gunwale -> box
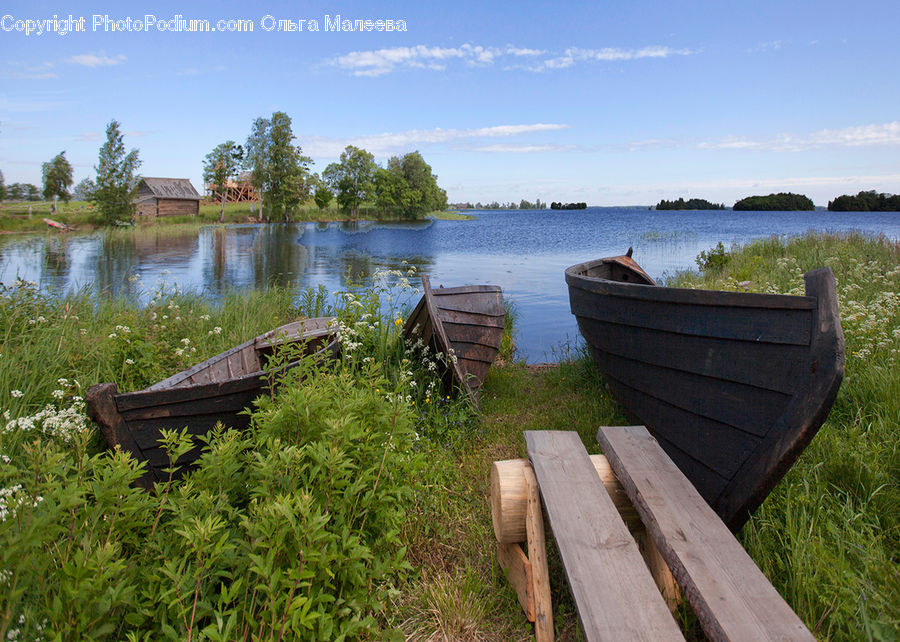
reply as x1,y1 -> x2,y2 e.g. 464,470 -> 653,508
565,258 -> 817,310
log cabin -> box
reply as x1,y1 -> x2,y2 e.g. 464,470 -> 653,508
135,177 -> 202,217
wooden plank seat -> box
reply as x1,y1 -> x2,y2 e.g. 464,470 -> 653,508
596,426 -> 814,641
492,429 -> 814,641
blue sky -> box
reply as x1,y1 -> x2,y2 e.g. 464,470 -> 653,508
2,0 -> 899,206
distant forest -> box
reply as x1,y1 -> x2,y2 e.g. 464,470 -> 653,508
550,202 -> 587,210
656,198 -> 725,210
828,190 -> 900,212
733,192 -> 815,211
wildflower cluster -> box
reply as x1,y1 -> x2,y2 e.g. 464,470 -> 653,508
2,379 -> 87,444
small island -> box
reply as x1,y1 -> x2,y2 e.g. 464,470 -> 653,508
550,201 -> 588,210
828,190 -> 900,212
733,192 -> 815,211
656,197 -> 725,210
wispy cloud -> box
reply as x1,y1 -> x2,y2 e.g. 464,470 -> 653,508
3,60 -> 58,80
66,53 -> 126,67
331,43 -> 693,76
697,121 -> 900,151
472,143 -> 575,153
302,123 -> 569,156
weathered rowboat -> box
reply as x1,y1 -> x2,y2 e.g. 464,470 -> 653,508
404,276 -> 505,403
86,317 -> 339,487
566,249 -> 844,530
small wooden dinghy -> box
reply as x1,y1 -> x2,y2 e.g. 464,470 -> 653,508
565,249 -> 844,530
403,276 -> 505,402
86,317 -> 338,487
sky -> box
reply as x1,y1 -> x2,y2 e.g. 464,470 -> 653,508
2,0 -> 899,207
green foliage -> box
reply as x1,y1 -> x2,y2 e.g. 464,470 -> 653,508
73,177 -> 96,202
733,192 -> 814,211
0,169 -> 6,201
549,202 -> 587,210
312,182 -> 332,210
41,151 -> 74,204
202,141 -> 244,222
384,152 -> 447,220
245,112 -> 313,221
323,145 -> 378,219
93,120 -> 142,225
828,190 -> 900,212
656,197 -> 725,210
695,241 -> 730,272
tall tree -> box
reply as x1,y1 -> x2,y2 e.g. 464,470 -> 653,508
244,112 -> 313,221
312,175 -> 333,210
386,151 -> 447,219
73,177 -> 96,202
322,145 -> 377,218
203,141 -> 243,222
41,151 -> 74,205
93,120 -> 141,225
0,170 -> 6,201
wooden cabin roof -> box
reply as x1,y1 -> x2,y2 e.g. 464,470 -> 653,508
138,177 -> 202,201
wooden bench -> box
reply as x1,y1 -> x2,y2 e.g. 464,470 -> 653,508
491,427 -> 815,641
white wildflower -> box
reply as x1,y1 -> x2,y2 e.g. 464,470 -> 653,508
125,359 -> 134,365
10,391 -> 23,399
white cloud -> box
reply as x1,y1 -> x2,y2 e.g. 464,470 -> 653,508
302,123 -> 569,157
332,43 -> 694,75
473,144 -> 574,153
67,53 -> 126,67
698,122 -> 900,151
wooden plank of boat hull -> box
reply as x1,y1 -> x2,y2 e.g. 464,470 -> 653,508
569,287 -> 813,346
525,430 -> 684,641
120,386 -> 264,422
429,284 -> 503,296
433,298 -> 506,318
443,320 -> 504,346
129,411 -> 253,450
598,367 -> 757,483
435,307 -> 506,328
449,342 -> 502,365
576,316 -> 807,395
114,375 -> 265,412
565,268 -> 817,310
587,349 -> 791,438
597,426 -> 815,642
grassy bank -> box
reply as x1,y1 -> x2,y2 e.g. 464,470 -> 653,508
1,201 -> 458,234
1,232 -> 897,639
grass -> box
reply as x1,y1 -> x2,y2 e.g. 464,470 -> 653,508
1,231 -> 897,639
1,200 -> 458,234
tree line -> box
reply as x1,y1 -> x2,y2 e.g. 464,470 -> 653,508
733,193 -> 815,211
0,113 -> 447,225
449,199 -> 547,210
828,190 -> 900,212
204,112 -> 446,223
656,197 -> 725,210
550,202 -> 587,210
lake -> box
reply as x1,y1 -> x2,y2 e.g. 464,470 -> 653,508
2,208 -> 899,361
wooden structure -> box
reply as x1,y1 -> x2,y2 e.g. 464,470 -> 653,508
403,275 -> 505,403
135,177 -> 202,217
86,317 -> 338,487
206,172 -> 258,204
491,429 -> 815,641
565,250 -> 844,530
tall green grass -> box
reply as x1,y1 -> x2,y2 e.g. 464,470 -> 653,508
670,232 -> 899,639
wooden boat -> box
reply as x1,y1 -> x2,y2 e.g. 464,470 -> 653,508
86,317 -> 339,487
565,249 -> 844,530
403,276 -> 505,403
43,218 -> 72,231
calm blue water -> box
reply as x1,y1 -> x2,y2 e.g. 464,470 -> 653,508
2,208 -> 899,361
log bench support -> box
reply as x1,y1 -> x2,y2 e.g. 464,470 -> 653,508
491,427 -> 815,641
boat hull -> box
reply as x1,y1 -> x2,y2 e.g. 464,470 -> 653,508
404,276 -> 505,402
86,318 -> 338,487
566,255 -> 844,530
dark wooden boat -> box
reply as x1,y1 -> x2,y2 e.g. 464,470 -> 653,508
86,317 -> 339,487
403,276 -> 505,402
566,249 -> 844,530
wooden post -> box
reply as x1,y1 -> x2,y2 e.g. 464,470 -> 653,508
524,464 -> 553,641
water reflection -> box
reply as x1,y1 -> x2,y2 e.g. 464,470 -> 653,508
2,210 -> 900,361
